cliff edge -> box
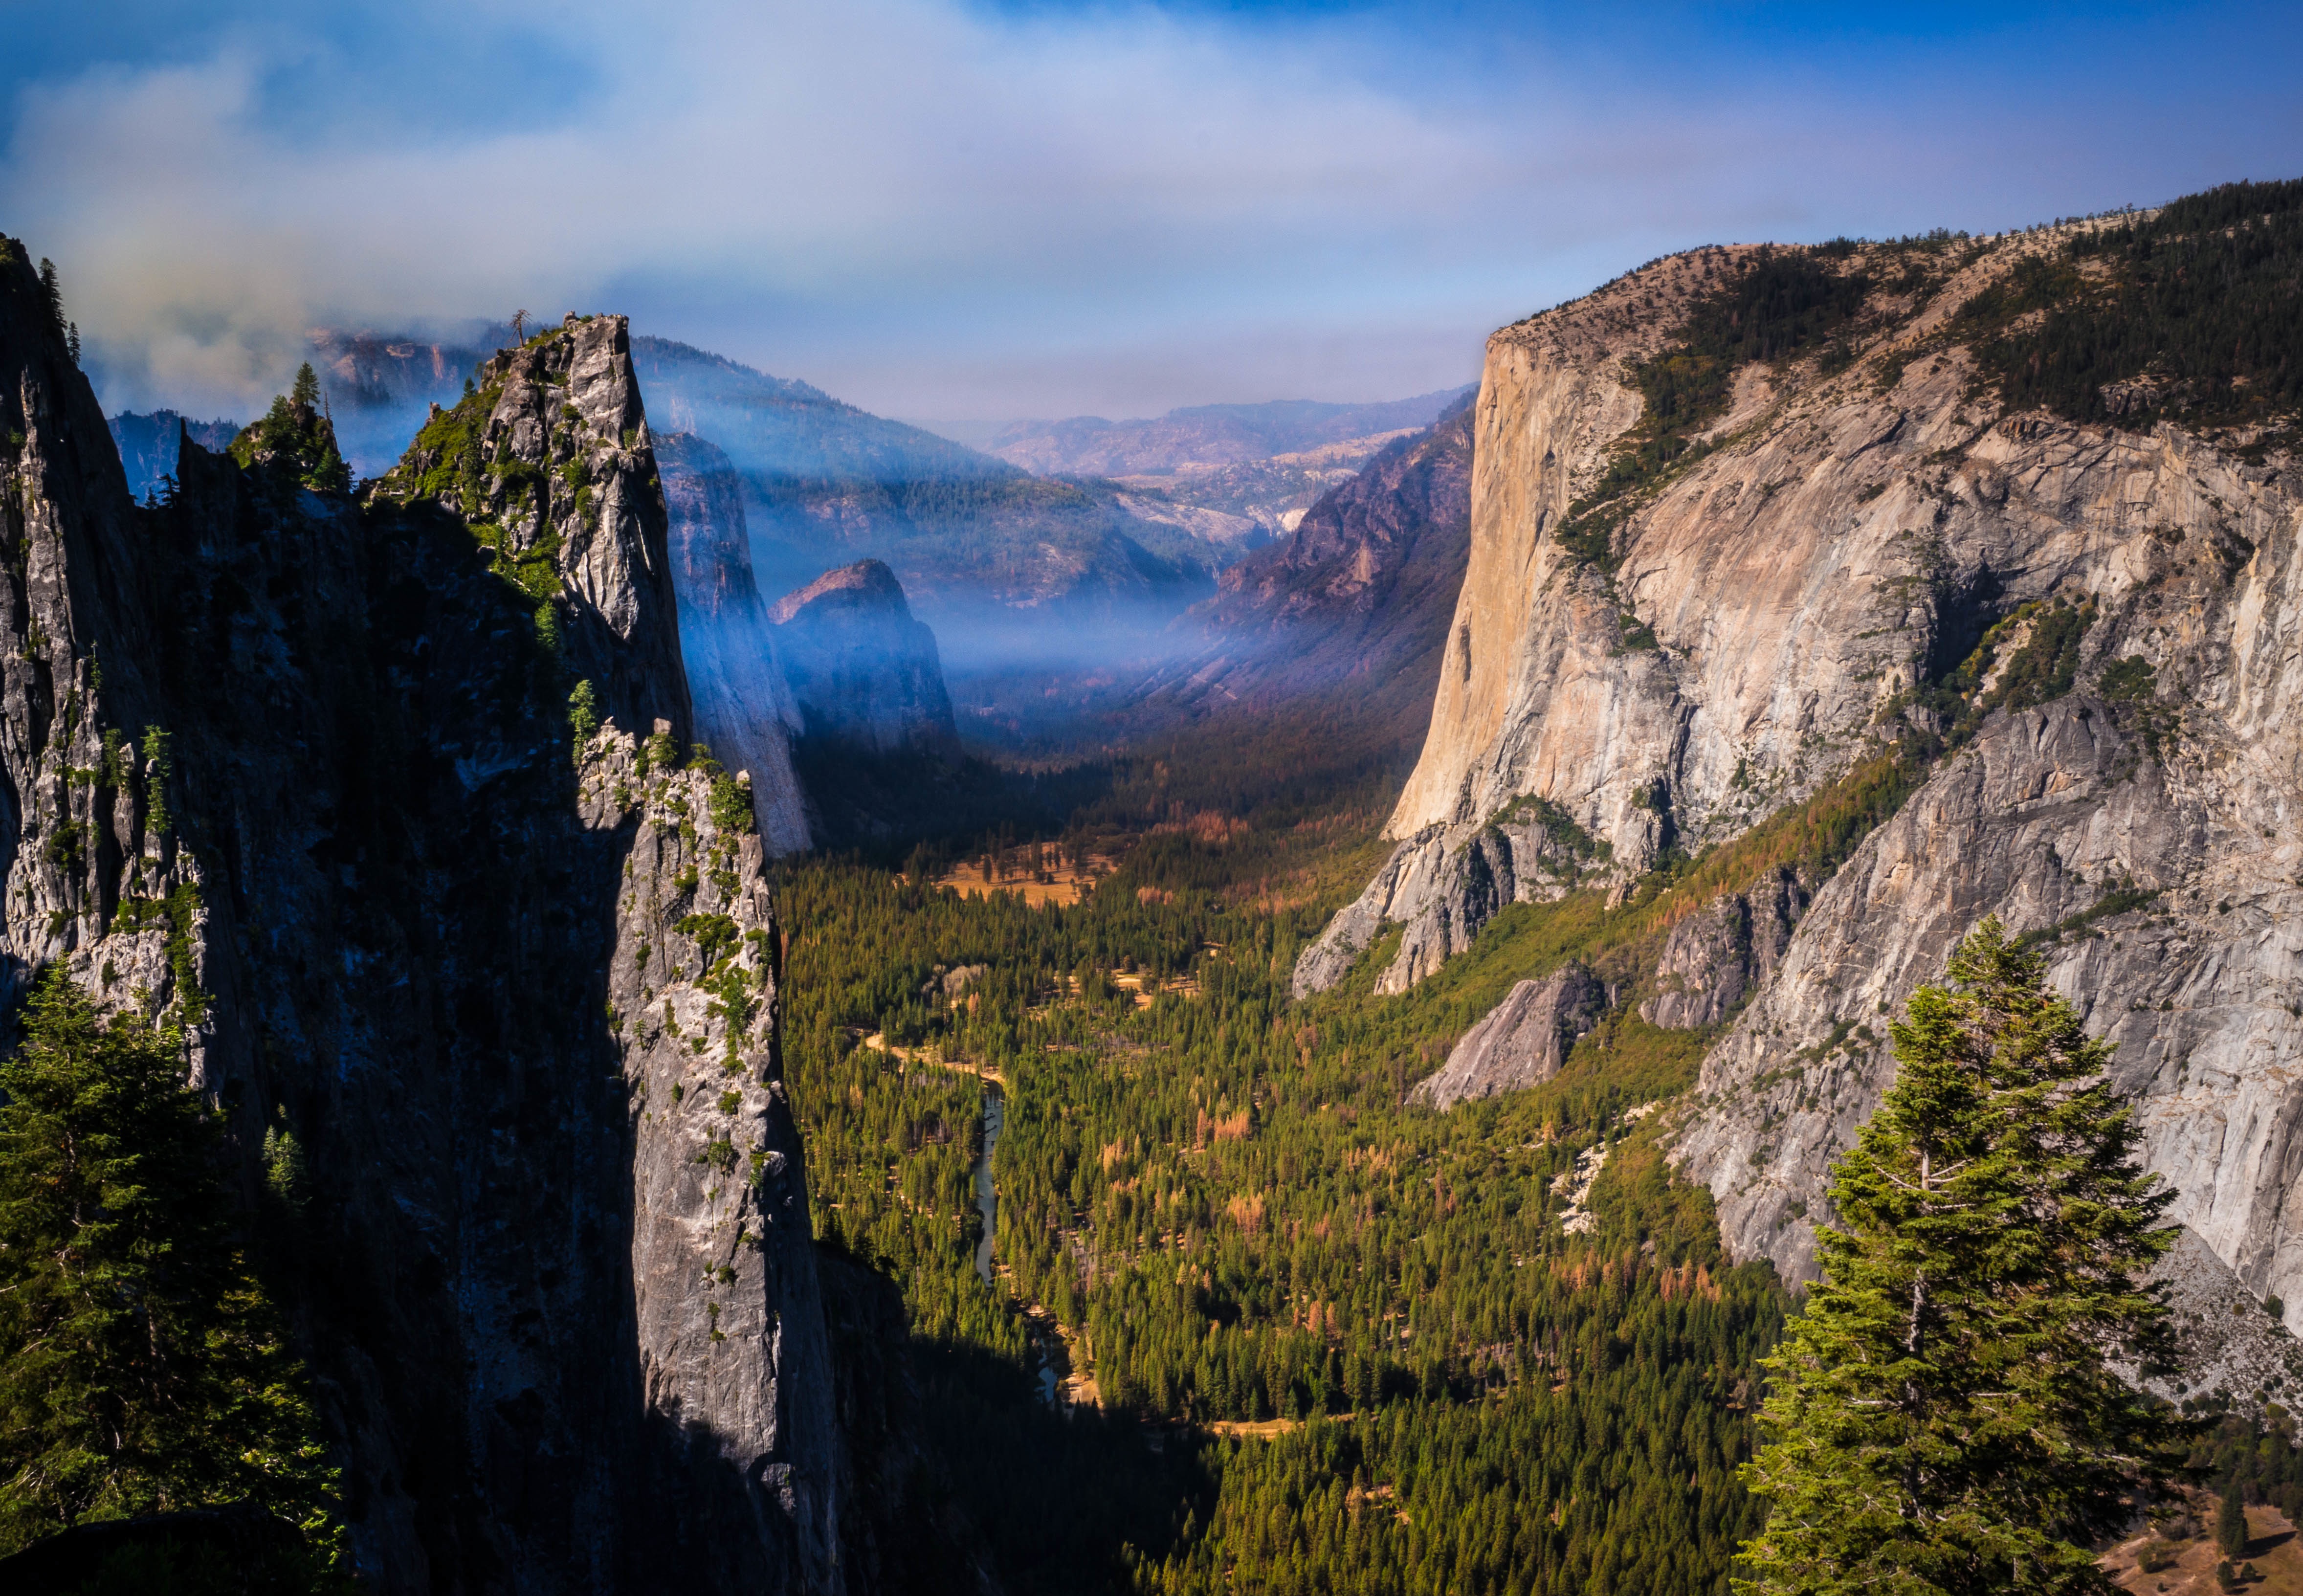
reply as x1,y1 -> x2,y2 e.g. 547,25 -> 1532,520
0,265 -> 841,1592
1296,190 -> 2303,1373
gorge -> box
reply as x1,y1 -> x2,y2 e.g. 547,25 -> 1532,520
7,177 -> 2303,1596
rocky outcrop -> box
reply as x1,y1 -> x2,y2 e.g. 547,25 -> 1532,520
769,560 -> 961,758
1292,803 -> 1605,998
1639,870 -> 1807,1030
657,431 -> 812,853
0,244 -> 840,1593
586,723 -> 838,1589
373,315 -> 691,744
1412,965 -> 1604,1109
1302,217 -> 2303,1354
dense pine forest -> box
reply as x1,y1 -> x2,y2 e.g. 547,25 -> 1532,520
780,757 -> 1791,1593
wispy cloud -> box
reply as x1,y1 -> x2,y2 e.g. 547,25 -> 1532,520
6,0 -> 2300,420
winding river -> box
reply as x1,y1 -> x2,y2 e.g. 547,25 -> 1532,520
973,1082 -> 1004,1287
971,1081 -> 1068,1406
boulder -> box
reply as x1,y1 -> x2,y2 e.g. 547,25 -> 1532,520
1412,965 -> 1605,1109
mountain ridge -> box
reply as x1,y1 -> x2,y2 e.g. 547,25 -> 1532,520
1293,188 -> 2303,1384
2,265 -> 848,1591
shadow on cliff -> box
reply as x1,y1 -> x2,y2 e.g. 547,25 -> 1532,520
817,1246 -> 1210,1595
788,738 -> 1119,864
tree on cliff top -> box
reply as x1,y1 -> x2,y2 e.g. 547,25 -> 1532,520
228,362 -> 350,494
0,971 -> 339,1570
1736,919 -> 2188,1595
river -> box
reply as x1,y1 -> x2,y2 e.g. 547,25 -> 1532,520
973,1082 -> 1004,1287
971,1081 -> 1070,1406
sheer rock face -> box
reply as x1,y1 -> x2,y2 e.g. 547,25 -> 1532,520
373,313 -> 690,745
768,559 -> 961,757
588,726 -> 839,1589
0,246 -> 840,1594
1639,871 -> 1808,1031
657,431 -> 812,854
1300,226 -> 2303,1340
1412,965 -> 1605,1109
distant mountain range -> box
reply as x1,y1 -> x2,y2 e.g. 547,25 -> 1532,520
964,393 -> 1476,788
108,325 -> 1480,740
983,388 -> 1472,547
986,389 -> 1473,475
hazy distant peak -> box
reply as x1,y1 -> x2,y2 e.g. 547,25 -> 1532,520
1160,388 -> 1472,427
629,335 -> 841,409
768,557 -> 912,624
987,383 -> 1476,476
630,337 -> 1019,487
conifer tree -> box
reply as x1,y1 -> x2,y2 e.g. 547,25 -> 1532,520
0,971 -> 339,1561
36,257 -> 62,335
2219,1480 -> 2248,1558
1737,919 -> 2187,1595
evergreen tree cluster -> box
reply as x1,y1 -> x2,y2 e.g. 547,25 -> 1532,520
781,817 -> 1788,1594
1961,177 -> 2303,435
0,972 -> 340,1587
228,363 -> 351,494
35,256 -> 78,364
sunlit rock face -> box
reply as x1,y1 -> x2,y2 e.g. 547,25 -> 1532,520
1,259 -> 842,1593
769,558 -> 962,759
1300,227 -> 2303,1376
1412,965 -> 1605,1109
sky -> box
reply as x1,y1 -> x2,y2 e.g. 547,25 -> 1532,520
2,0 -> 2299,424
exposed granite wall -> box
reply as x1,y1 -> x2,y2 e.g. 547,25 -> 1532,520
0,246 -> 841,1593
1299,225 -> 2303,1372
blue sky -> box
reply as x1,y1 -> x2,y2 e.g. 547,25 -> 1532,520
3,0 -> 2297,421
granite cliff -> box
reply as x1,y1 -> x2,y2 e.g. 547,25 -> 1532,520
768,558 -> 961,759
657,430 -> 813,854
2,249 -> 842,1592
1298,187 -> 2303,1386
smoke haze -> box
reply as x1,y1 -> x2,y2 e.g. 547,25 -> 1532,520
8,1 -> 2300,422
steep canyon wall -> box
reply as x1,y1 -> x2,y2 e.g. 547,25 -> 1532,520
1300,222 -> 2303,1382
0,248 -> 841,1593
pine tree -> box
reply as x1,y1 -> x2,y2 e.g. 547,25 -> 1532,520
0,971 -> 339,1562
302,432 -> 350,495
288,361 -> 321,414
1736,919 -> 2187,1595
2219,1480 -> 2248,1557
36,257 -> 62,335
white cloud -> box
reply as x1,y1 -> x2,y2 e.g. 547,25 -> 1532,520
9,0 -> 1516,415
5,0 -> 2293,420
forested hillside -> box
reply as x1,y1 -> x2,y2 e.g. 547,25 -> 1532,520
778,797 -> 1783,1593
